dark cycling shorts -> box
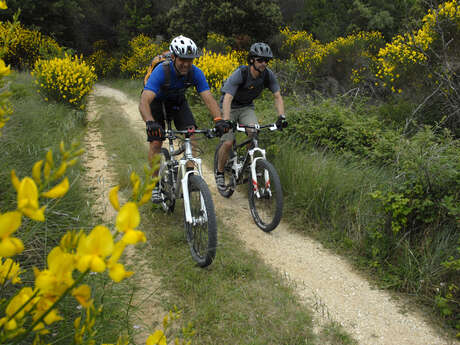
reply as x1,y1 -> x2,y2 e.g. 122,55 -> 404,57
150,99 -> 196,132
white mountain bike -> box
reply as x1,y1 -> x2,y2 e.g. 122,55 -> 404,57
157,117 -> 217,268
213,122 -> 283,232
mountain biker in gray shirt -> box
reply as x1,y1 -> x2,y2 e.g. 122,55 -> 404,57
214,42 -> 288,191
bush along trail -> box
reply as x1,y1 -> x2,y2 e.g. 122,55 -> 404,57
90,83 -> 455,345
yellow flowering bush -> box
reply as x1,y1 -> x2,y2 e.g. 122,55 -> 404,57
280,27 -> 318,59
205,32 -> 231,54
86,40 -> 119,78
0,21 -> 63,69
194,48 -> 240,91
120,34 -> 168,79
87,49 -> 118,79
0,59 -> 12,136
280,27 -> 385,92
32,54 -> 97,109
0,3 -> 14,135
375,0 -> 460,93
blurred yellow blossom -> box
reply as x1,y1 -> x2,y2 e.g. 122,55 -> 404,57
0,211 -> 24,257
0,257 -> 22,284
76,225 -> 114,273
41,177 -> 69,198
146,330 -> 167,345
17,177 -> 45,221
116,202 -> 146,244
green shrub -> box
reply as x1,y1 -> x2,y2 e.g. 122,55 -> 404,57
370,127 -> 459,329
372,127 -> 459,235
284,99 -> 395,159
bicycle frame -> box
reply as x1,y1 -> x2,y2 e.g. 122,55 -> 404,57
230,123 -> 278,198
161,119 -> 211,224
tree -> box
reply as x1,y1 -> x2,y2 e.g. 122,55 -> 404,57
290,0 -> 427,42
0,0 -> 87,48
167,0 -> 283,46
116,0 -> 173,48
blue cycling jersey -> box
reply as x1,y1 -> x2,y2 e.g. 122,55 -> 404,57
144,61 -> 210,100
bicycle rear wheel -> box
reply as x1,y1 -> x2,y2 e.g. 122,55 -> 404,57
213,141 -> 235,198
184,174 -> 217,267
248,159 -> 283,232
158,148 -> 175,212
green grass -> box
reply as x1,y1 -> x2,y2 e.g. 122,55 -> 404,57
0,71 -> 138,344
271,142 -> 386,241
94,83 -> 360,344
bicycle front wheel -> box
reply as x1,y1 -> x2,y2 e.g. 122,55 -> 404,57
184,174 -> 217,267
248,159 -> 283,232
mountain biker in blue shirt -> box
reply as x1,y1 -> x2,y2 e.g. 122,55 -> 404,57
215,42 -> 288,191
139,35 -> 227,203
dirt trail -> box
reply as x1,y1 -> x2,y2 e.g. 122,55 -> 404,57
83,92 -> 165,345
90,84 -> 456,345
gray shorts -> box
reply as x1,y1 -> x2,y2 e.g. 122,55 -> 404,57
221,106 -> 258,142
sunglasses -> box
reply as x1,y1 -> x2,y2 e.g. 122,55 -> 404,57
255,57 -> 271,63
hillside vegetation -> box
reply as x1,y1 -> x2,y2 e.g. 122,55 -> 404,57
0,0 -> 459,342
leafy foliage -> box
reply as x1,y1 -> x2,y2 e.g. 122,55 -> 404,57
290,0 -> 425,42
167,0 -> 282,45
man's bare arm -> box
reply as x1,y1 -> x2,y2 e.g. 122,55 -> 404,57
200,89 -> 222,120
273,91 -> 285,116
139,90 -> 156,122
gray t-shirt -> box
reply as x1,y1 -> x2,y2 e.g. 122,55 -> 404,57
220,66 -> 280,108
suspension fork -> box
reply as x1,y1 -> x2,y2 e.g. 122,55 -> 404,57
179,157 -> 207,224
249,147 -> 269,198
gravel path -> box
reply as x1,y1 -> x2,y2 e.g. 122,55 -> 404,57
84,91 -> 166,345
92,84 -> 456,345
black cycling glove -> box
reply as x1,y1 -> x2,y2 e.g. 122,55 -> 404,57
146,120 -> 165,141
214,118 -> 232,137
275,115 -> 288,130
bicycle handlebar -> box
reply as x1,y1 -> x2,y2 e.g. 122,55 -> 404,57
234,123 -> 279,132
165,128 -> 216,157
165,128 -> 216,139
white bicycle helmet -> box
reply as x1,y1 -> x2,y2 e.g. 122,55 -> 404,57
169,35 -> 201,58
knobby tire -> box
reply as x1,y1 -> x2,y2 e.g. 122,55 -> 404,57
247,159 -> 283,232
184,174 -> 217,267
